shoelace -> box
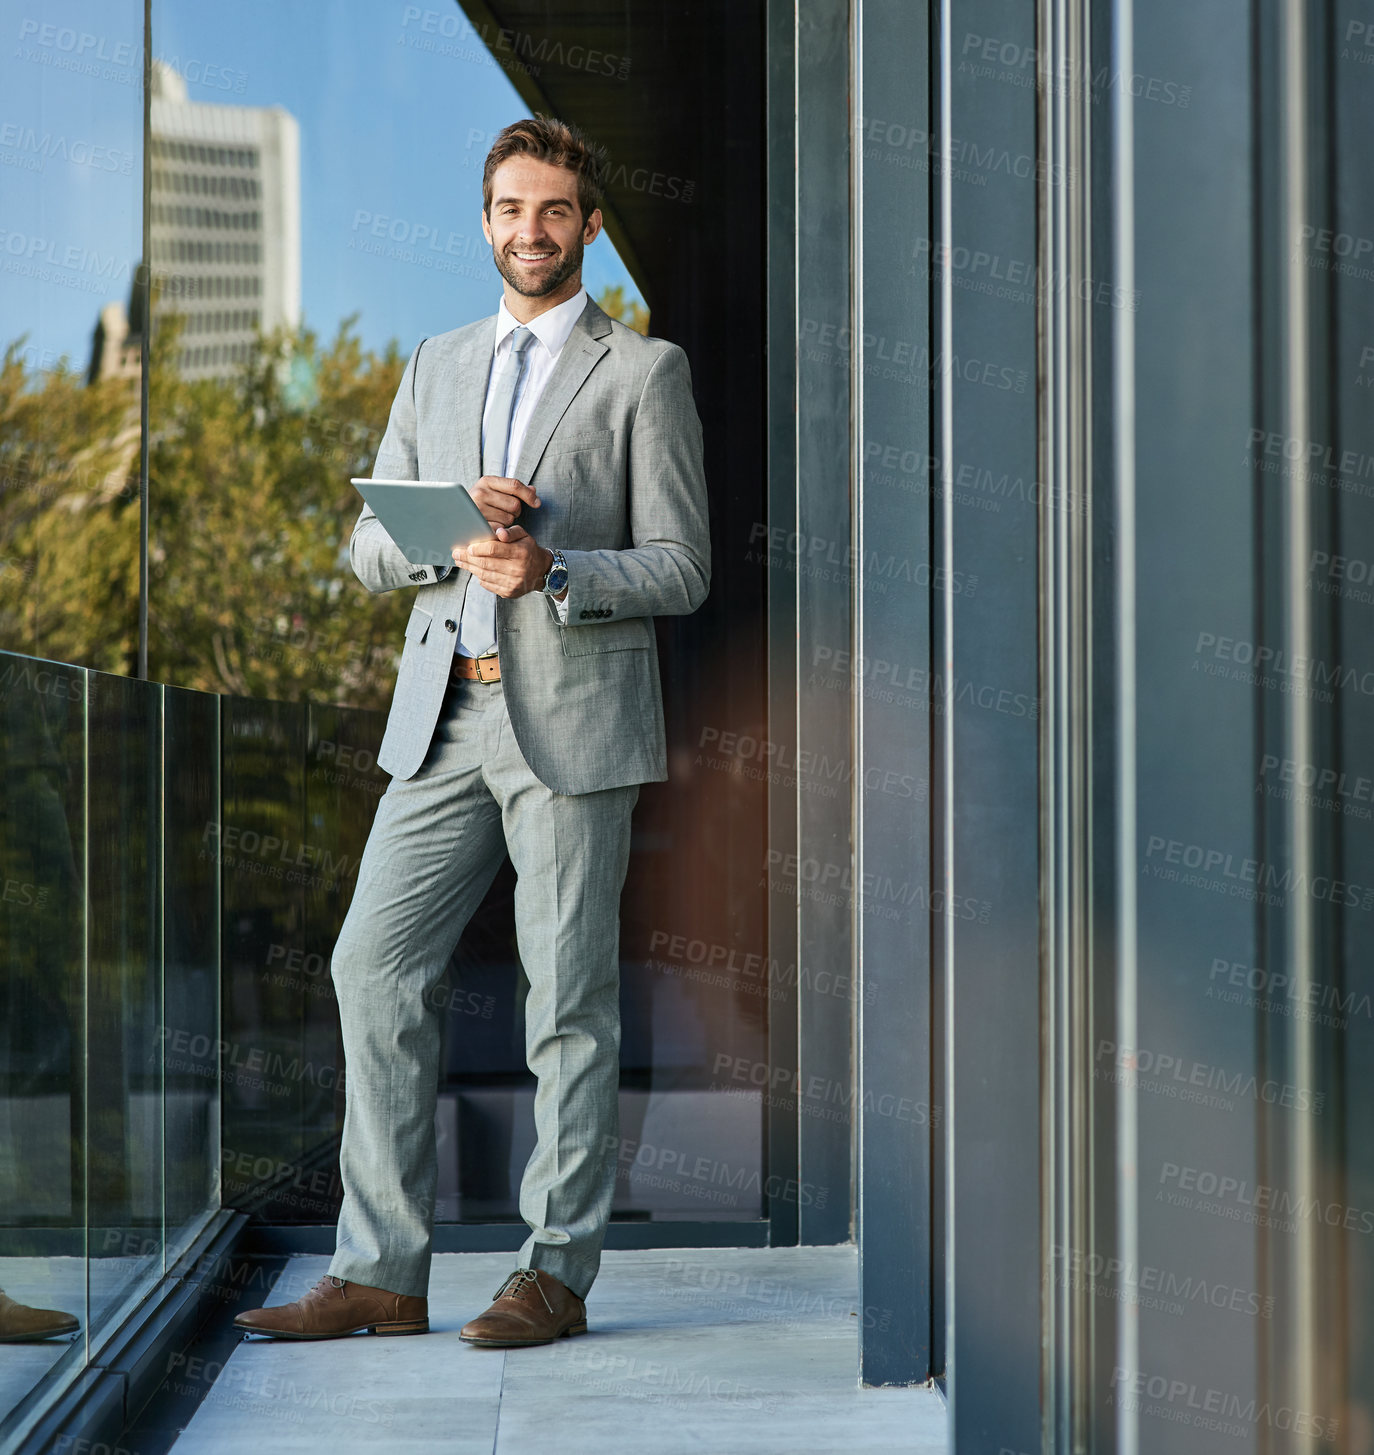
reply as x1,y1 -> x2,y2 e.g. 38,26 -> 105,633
493,1268 -> 553,1314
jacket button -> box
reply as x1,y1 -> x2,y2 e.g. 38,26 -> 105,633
444,619 -> 457,632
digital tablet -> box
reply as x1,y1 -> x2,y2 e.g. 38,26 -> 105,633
350,478 -> 495,567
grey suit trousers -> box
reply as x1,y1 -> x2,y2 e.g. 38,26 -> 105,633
327,674 -> 637,1301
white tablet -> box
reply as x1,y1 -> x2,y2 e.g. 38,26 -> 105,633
350,478 -> 495,567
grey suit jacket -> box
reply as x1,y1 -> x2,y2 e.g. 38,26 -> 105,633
350,297 -> 710,794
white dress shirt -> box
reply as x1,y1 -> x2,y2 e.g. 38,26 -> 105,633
455,285 -> 586,654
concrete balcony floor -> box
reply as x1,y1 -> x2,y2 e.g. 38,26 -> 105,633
170,1246 -> 947,1454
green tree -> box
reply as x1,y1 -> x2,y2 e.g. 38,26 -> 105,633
1,318 -> 418,708
145,315 -> 410,707
0,343 -> 142,675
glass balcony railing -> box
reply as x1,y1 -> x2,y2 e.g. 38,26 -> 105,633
0,651 -> 219,1434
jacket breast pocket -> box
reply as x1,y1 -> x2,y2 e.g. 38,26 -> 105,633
559,616 -> 650,658
541,429 -> 616,460
405,605 -> 432,643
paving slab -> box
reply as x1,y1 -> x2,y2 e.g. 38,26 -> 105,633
171,1247 -> 947,1455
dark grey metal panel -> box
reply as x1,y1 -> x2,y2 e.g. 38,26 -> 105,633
1084,0 -> 1137,1447
1331,0 -> 1374,1427
1039,0 -> 1096,1442
792,0 -> 856,1246
1124,5 -> 1265,1449
1252,1 -> 1332,1439
766,0 -> 802,1251
854,0 -> 935,1388
937,0 -> 1043,1447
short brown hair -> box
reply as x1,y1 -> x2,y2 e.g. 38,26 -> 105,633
482,115 -> 607,223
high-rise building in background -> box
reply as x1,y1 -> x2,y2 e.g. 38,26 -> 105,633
86,299 -> 143,393
90,61 -> 300,384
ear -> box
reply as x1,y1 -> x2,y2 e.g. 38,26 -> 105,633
583,207 -> 604,244
481,209 -> 493,244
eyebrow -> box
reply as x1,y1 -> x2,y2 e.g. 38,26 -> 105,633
492,195 -> 575,209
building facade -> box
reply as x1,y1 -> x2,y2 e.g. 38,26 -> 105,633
91,60 -> 300,383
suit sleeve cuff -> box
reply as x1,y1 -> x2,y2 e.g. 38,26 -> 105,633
410,562 -> 451,585
542,587 -> 570,624
556,549 -> 616,623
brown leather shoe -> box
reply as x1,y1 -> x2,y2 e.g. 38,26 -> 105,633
460,1268 -> 587,1348
234,1275 -> 428,1340
0,1289 -> 79,1342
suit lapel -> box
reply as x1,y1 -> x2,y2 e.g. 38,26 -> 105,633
429,322 -> 493,612
512,300 -> 612,485
454,318 -> 496,486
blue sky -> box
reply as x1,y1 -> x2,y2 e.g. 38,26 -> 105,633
1,0 -> 644,372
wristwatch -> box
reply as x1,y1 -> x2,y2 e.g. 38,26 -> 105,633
540,548 -> 569,597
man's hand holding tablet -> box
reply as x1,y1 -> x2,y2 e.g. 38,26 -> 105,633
467,475 -> 541,529
453,478 -> 560,601
349,473 -> 560,599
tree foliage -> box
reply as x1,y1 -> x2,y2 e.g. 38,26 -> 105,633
0,318 -> 411,708
0,343 -> 143,676
145,315 -> 409,707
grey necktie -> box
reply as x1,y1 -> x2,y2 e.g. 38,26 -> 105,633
458,325 -> 536,658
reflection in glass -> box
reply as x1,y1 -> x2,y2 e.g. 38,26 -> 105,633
216,694 -> 769,1224
217,697 -> 317,1214
0,655 -> 86,1419
85,672 -> 163,1327
163,685 -> 221,1242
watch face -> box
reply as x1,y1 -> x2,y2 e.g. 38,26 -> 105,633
546,566 -> 569,594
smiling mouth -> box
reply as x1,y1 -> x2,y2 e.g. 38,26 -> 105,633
512,250 -> 556,263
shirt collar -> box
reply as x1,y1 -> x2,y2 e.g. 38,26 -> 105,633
494,286 -> 588,360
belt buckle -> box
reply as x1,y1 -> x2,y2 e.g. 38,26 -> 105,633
476,653 -> 499,683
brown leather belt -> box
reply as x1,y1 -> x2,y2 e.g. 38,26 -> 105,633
451,652 -> 501,684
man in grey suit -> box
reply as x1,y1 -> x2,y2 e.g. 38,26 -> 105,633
236,116 -> 709,1347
